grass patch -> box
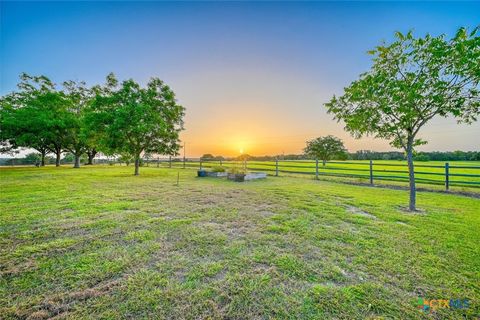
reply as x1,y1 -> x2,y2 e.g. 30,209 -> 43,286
0,165 -> 479,319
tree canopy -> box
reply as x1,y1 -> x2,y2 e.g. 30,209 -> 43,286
91,74 -> 185,175
304,135 -> 347,164
0,74 -> 68,166
201,154 -> 215,160
325,27 -> 480,210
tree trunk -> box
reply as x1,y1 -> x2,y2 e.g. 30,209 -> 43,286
40,150 -> 46,166
87,153 -> 94,165
55,151 -> 61,167
86,149 -> 96,165
134,157 -> 140,176
74,154 -> 81,168
406,143 -> 416,211
322,159 -> 326,166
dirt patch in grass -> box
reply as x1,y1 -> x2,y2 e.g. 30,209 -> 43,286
22,277 -> 123,320
396,206 -> 427,214
345,205 -> 377,219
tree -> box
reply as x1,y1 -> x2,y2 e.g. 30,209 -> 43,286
91,74 -> 185,175
86,148 -> 97,165
201,154 -> 214,160
62,152 -> 75,163
24,152 -> 41,165
44,102 -> 71,167
236,154 -> 251,161
304,135 -> 347,165
0,74 -> 68,166
325,28 -> 480,211
62,80 -> 95,168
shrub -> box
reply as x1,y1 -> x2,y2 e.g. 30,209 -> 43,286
228,166 -> 246,175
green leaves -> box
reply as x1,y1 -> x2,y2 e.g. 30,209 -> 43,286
1,73 -> 185,172
304,135 -> 347,161
325,27 -> 480,152
325,27 -> 479,209
90,75 -> 185,174
0,74 -> 69,156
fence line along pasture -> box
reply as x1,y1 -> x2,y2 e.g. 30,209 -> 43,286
2,157 -> 479,191
150,157 -> 480,190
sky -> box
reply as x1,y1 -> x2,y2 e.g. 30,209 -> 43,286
1,1 -> 479,157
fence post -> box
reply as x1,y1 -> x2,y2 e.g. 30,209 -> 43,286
369,160 -> 373,185
244,159 -> 247,172
183,156 -> 186,169
275,158 -> 279,177
169,156 -> 172,168
220,159 -> 223,166
200,159 -> 202,170
157,157 -> 160,168
315,159 -> 319,180
445,162 -> 449,191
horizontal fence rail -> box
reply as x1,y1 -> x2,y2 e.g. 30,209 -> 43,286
2,157 -> 479,190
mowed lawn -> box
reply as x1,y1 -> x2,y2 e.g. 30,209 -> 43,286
0,166 -> 479,319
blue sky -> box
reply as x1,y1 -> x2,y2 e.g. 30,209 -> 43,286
1,1 -> 479,156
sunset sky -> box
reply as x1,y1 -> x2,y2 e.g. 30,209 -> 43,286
1,1 -> 479,157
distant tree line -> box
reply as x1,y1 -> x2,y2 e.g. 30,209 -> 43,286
351,150 -> 480,161
200,150 -> 480,162
0,73 -> 185,175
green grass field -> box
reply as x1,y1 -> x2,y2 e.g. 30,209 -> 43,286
1,166 -> 479,319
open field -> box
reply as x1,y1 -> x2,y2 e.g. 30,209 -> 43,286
1,166 -> 479,319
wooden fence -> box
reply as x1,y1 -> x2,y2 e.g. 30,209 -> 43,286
3,157 -> 479,190
148,157 -> 480,190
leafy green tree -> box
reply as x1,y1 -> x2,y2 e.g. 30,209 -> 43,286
24,152 -> 41,164
91,74 -> 185,175
0,103 -> 49,165
45,104 -> 71,167
62,80 -> 97,168
0,74 -> 68,166
201,154 -> 215,160
325,28 -> 480,211
62,152 -> 75,163
304,135 -> 347,165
